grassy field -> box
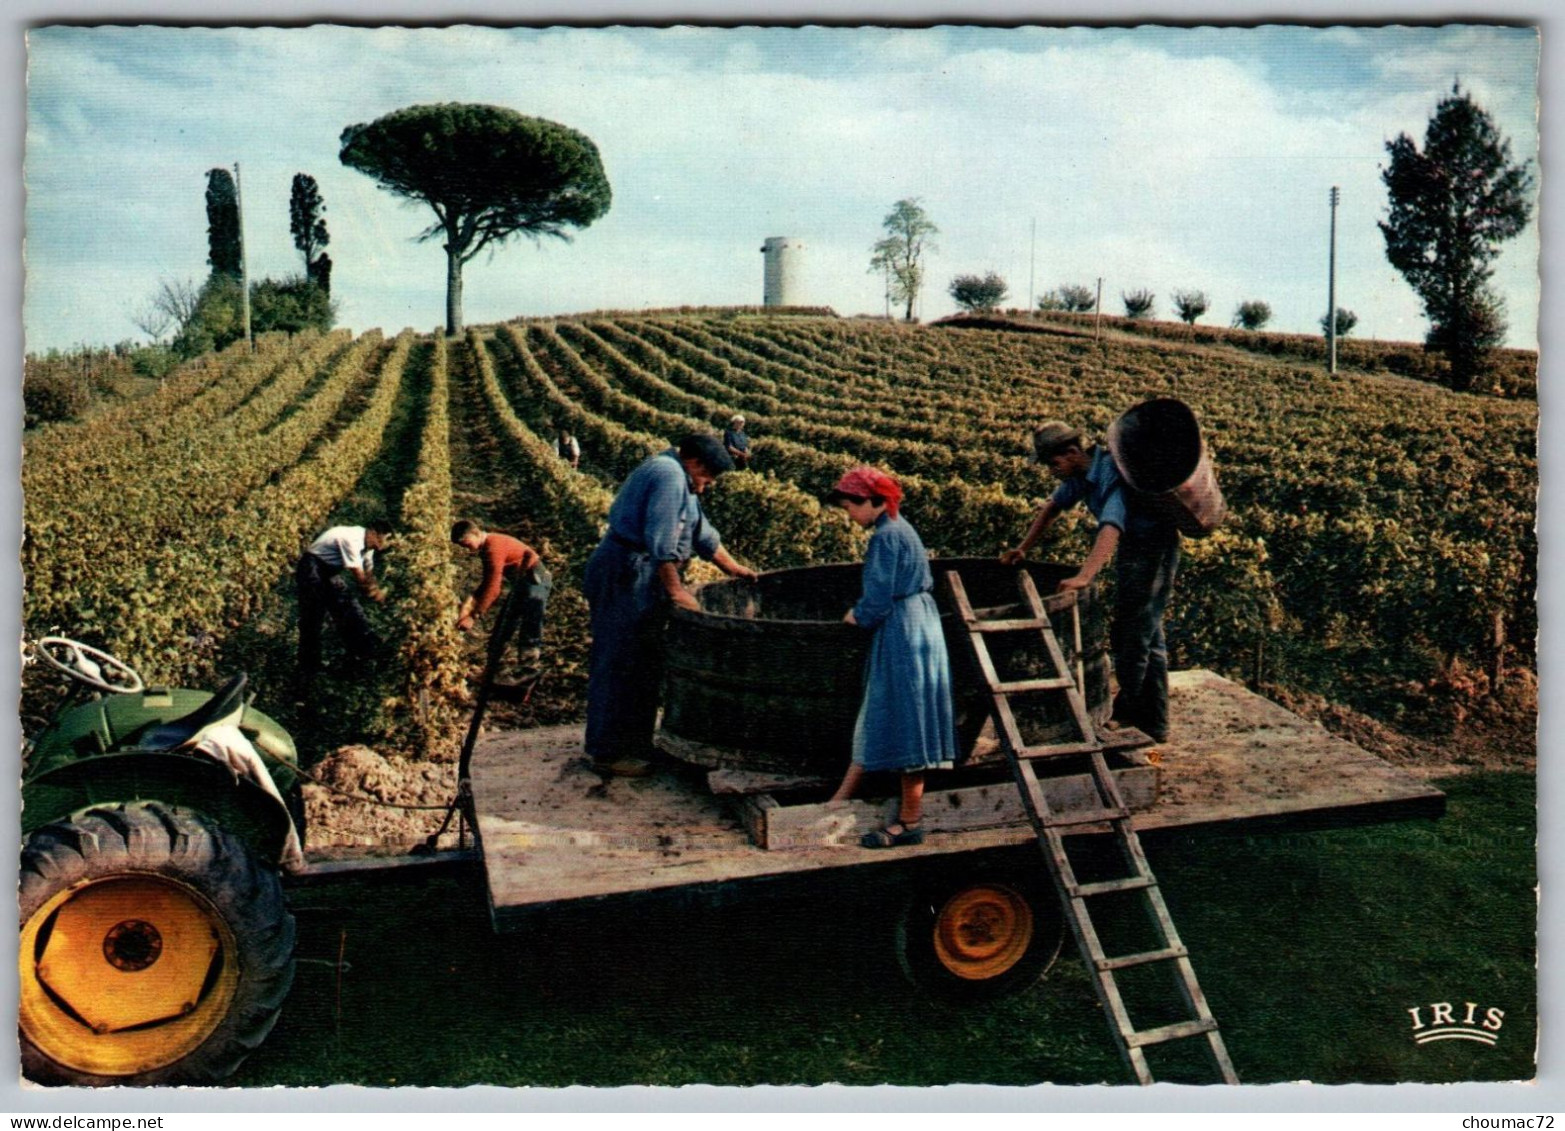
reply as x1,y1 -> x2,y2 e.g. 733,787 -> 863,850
236,771 -> 1534,1089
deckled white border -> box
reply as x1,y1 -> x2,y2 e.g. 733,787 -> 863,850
1,0 -> 1557,1117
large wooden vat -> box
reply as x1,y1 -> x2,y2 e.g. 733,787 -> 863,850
658,558 -> 1112,775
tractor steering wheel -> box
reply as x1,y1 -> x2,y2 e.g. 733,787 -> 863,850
36,636 -> 145,694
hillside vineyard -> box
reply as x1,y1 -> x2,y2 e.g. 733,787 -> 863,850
23,315 -> 1537,758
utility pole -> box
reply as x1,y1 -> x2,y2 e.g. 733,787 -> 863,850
235,162 -> 253,352
1327,185 -> 1339,374
1028,217 -> 1037,317
1094,276 -> 1103,341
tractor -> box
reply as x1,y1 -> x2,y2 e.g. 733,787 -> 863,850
19,636 -> 300,1086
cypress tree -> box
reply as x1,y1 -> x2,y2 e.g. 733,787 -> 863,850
205,168 -> 241,278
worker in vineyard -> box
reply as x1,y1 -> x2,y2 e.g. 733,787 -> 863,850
295,520 -> 393,693
555,427 -> 581,470
723,414 -> 752,470
583,434 -> 759,777
824,466 -> 956,848
1001,422 -> 1180,743
451,519 -> 552,685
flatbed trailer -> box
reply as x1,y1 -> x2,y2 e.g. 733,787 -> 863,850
16,645 -> 1447,1086
469,669 -> 1443,944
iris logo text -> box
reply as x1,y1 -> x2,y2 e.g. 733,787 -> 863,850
1408,1000 -> 1505,1046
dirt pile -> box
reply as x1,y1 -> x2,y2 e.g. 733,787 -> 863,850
302,744 -> 460,853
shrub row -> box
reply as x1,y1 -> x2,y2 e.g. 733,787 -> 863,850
528,314 -> 1534,717
25,331 -> 378,632
976,311 -> 1538,400
384,333 -> 469,757
491,325 -> 863,569
521,321 -> 1064,562
466,328 -> 614,555
46,330 -> 411,687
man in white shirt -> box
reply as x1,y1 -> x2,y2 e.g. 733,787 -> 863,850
555,428 -> 581,469
295,520 -> 393,688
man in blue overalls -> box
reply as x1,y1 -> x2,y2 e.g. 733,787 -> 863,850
1002,421 -> 1181,743
584,434 -> 759,777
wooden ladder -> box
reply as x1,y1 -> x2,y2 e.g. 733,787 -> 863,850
945,567 -> 1239,1086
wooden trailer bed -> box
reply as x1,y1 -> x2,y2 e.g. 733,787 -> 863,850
470,669 -> 1444,930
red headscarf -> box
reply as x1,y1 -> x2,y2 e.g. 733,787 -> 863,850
829,466 -> 903,519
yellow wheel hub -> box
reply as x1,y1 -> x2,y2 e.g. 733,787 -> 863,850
932,884 -> 1035,981
20,874 -> 238,1078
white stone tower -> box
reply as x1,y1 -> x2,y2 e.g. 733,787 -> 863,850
760,237 -> 804,307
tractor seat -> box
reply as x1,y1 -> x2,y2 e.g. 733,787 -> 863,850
123,673 -> 250,752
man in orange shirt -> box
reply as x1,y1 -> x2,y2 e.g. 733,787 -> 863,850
451,519 -> 553,682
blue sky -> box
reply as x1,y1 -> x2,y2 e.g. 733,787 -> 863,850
23,23 -> 1542,351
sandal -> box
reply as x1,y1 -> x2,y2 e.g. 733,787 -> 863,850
861,821 -> 924,849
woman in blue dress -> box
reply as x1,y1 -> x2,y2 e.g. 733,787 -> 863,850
825,467 -> 957,848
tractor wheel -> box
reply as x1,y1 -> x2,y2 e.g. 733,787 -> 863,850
896,868 -> 1063,1000
19,801 -> 296,1086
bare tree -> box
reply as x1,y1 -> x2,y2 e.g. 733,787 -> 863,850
129,301 -> 174,343
1122,289 -> 1156,319
146,278 -> 202,333
1172,289 -> 1210,326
